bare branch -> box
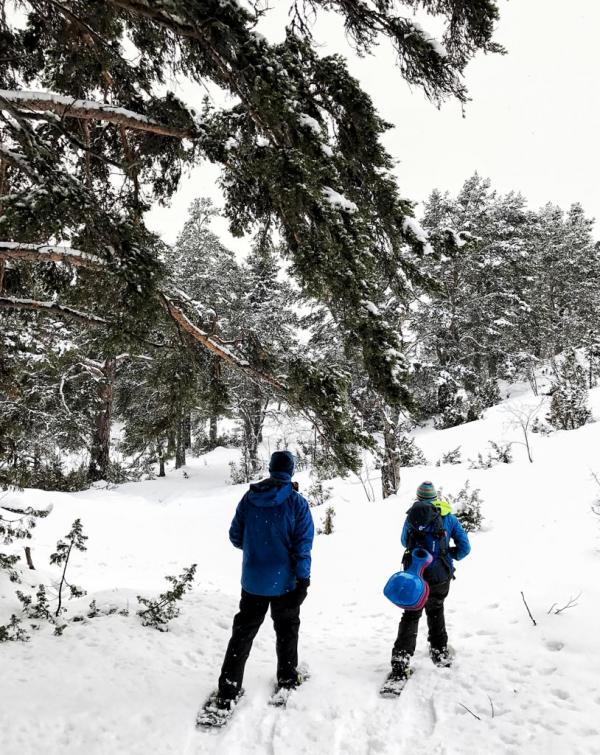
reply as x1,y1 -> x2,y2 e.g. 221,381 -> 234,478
459,703 -> 481,721
520,591 -> 537,627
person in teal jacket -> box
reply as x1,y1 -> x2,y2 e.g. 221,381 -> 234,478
384,481 -> 470,692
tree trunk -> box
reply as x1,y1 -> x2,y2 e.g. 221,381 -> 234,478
209,415 -> 218,447
175,413 -> 186,469
88,357 -> 116,482
381,409 -> 401,499
242,389 -> 269,473
183,412 -> 192,449
157,442 -> 166,477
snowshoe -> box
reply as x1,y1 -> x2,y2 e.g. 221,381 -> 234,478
430,646 -> 453,668
269,665 -> 310,708
379,666 -> 412,698
196,689 -> 244,729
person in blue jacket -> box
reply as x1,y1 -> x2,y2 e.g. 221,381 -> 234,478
215,450 -> 314,708
384,481 -> 470,690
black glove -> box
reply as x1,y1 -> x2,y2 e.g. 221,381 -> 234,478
294,577 -> 310,606
449,546 -> 458,559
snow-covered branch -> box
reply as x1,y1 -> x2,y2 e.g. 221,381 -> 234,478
0,296 -> 107,326
0,90 -> 191,139
160,295 -> 287,392
0,242 -> 107,269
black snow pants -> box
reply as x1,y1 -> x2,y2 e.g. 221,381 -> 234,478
218,589 -> 302,699
392,579 -> 451,663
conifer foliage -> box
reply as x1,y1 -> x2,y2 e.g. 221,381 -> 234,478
0,0 -> 503,479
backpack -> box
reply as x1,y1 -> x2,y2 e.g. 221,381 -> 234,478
401,500 -> 453,579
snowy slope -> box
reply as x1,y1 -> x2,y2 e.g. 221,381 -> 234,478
2,385 -> 600,755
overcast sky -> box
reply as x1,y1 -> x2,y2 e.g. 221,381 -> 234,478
146,0 -> 600,251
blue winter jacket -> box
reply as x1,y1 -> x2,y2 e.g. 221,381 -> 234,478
401,511 -> 471,584
229,475 -> 314,597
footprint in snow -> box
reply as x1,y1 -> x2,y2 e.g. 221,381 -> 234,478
545,640 -> 564,652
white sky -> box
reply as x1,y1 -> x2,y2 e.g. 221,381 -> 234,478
146,0 -> 600,251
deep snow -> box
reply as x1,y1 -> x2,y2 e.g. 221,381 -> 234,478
2,380 -> 600,755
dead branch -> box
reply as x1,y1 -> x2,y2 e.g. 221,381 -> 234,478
24,546 -> 35,570
547,592 -> 582,615
520,591 -> 537,626
459,703 -> 481,721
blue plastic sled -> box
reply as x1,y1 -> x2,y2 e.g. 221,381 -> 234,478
383,548 -> 433,611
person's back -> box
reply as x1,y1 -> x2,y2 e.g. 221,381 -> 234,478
199,451 -> 314,726
381,480 -> 470,697
230,475 -> 312,597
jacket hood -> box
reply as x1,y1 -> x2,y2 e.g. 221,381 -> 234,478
246,478 -> 293,508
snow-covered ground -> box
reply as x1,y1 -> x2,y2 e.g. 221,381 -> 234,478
2,380 -> 600,755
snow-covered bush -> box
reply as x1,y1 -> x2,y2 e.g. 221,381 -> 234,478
469,441 -> 512,469
14,519 -> 88,636
307,480 -> 332,508
435,389 -> 482,429
317,507 -> 336,535
547,350 -> 591,431
137,564 -> 197,631
0,499 -> 51,583
444,481 -> 483,532
0,615 -> 29,643
396,435 -> 428,467
436,446 -> 463,466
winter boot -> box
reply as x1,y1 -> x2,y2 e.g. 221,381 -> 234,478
380,653 -> 412,697
430,646 -> 453,668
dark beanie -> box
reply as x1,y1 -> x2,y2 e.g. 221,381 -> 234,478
269,450 -> 295,478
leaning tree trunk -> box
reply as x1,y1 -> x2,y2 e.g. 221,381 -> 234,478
381,408 -> 401,499
88,357 -> 116,482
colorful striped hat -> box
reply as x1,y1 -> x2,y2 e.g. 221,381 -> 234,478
416,481 -> 437,501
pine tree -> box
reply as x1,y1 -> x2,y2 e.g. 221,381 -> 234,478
1,1 -> 504,475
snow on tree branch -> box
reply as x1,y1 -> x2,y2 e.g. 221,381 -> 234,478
0,243 -> 106,269
0,90 -> 192,139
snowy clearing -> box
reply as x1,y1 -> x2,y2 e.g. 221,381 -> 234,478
2,384 -> 600,755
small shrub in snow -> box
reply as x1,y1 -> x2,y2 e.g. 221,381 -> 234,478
307,480 -> 332,508
0,614 -> 29,643
436,446 -> 463,466
50,519 -> 88,617
0,553 -> 20,583
16,584 -> 53,624
444,481 -> 483,532
396,435 -> 428,467
469,441 -> 512,469
137,563 -> 197,631
317,506 -> 336,535
435,391 -> 483,429
1,500 -> 51,584
547,350 -> 591,431
530,417 -> 552,435
85,600 -> 129,619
